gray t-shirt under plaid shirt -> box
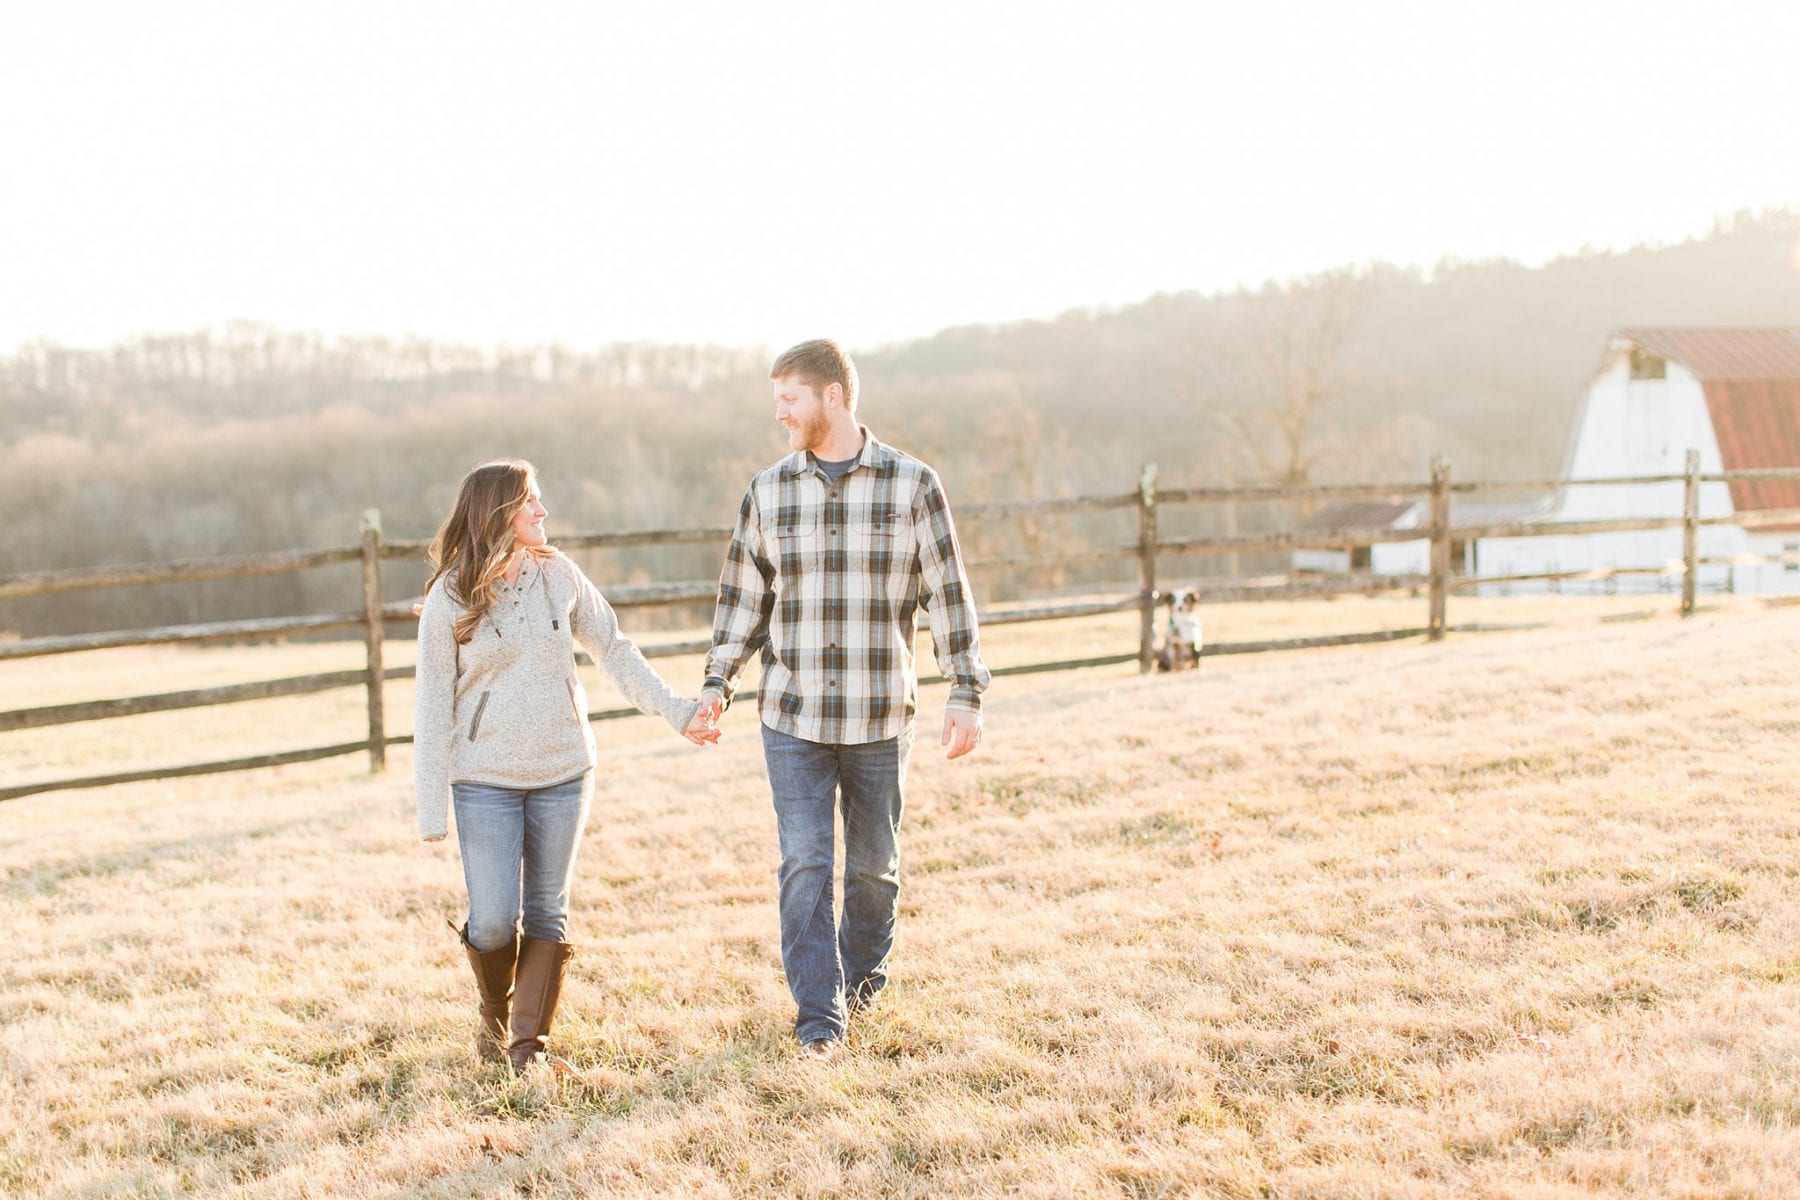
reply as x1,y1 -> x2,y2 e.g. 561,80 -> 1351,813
703,427 -> 991,745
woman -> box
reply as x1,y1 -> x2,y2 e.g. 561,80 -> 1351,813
414,458 -> 716,1072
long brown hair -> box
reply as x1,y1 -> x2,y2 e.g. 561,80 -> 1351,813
425,459 -> 555,644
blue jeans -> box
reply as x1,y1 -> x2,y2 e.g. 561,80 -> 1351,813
452,772 -> 593,951
761,721 -> 915,1044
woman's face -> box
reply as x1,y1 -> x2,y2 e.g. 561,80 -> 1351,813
510,477 -> 548,550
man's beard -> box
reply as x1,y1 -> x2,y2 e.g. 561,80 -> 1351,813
793,410 -> 830,452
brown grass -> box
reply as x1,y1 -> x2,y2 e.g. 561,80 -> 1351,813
3,596 -> 1798,1197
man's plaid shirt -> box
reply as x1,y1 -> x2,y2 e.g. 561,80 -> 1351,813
703,428 -> 991,745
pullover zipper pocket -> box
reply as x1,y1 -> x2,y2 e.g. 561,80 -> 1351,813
468,690 -> 491,742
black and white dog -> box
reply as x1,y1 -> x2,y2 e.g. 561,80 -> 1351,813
1156,588 -> 1203,672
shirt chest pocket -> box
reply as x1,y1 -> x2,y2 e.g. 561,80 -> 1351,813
772,514 -> 820,578
849,508 -> 912,572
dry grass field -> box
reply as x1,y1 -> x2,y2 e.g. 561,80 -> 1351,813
3,595 -> 1799,1197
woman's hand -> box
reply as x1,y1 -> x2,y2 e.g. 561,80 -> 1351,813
682,700 -> 722,747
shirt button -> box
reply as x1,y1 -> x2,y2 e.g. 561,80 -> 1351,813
828,680 -> 837,687
830,529 -> 838,536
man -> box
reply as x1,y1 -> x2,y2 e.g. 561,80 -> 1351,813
688,338 -> 990,1059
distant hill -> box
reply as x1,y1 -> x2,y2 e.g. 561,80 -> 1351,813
864,207 -> 1800,485
2,208 -> 1796,636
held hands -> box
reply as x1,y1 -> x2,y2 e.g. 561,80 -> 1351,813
942,709 -> 983,760
683,691 -> 725,747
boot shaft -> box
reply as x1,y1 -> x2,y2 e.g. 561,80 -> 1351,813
458,924 -> 519,1007
458,923 -> 519,1064
508,936 -> 576,1071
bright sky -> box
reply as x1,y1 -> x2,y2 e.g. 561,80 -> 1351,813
4,1 -> 1796,355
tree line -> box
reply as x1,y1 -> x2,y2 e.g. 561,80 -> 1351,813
3,208 -> 1796,638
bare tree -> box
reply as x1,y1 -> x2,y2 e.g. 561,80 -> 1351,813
1217,269 -> 1368,490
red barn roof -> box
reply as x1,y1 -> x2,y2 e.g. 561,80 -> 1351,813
1616,328 -> 1800,523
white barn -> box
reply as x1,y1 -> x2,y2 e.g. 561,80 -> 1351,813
1473,327 -> 1800,595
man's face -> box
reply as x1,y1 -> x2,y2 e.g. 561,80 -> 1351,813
773,375 -> 830,453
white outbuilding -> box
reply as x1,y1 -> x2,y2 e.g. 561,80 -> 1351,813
1292,499 -> 1545,580
1470,327 -> 1800,595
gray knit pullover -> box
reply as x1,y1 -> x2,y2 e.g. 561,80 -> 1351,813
413,550 -> 699,840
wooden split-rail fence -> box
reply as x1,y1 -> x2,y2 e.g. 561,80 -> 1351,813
3,454 -> 1797,803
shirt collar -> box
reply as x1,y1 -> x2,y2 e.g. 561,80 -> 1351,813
498,551 -> 541,592
780,425 -> 897,479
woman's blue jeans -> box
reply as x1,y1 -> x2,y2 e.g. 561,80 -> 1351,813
452,772 -> 593,952
760,722 -> 915,1045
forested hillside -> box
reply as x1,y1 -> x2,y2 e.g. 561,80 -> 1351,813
3,210 -> 1795,636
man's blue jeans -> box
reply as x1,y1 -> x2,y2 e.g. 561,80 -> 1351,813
452,772 -> 593,951
760,722 -> 915,1044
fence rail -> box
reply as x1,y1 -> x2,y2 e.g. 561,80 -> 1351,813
0,547 -> 366,601
4,457 -> 1798,801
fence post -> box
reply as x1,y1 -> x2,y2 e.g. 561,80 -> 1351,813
1428,456 -> 1450,641
1681,447 -> 1699,617
360,509 -> 387,771
1137,462 -> 1159,672
1224,498 -> 1240,582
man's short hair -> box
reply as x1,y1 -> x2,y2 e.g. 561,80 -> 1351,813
770,339 -> 858,412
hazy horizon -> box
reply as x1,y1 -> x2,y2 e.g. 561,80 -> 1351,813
6,211 -> 1794,360
6,2 -> 1796,356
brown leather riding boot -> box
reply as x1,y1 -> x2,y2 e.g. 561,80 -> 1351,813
457,924 -> 518,1064
508,936 -> 576,1072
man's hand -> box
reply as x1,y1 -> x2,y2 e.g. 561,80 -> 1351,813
942,710 -> 982,760
684,692 -> 725,746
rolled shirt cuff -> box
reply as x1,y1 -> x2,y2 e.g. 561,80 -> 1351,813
946,685 -> 983,713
